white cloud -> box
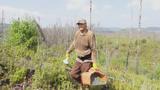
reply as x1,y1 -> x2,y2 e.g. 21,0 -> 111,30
148,0 -> 160,11
66,0 -> 85,10
128,0 -> 160,11
66,0 -> 95,13
103,5 -> 112,10
127,0 -> 140,9
0,5 -> 44,22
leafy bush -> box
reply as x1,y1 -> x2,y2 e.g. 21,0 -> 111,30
6,18 -> 39,50
32,59 -> 74,90
10,67 -> 27,85
155,64 -> 160,80
30,45 -> 76,90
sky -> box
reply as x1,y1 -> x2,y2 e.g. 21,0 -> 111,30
0,0 -> 160,28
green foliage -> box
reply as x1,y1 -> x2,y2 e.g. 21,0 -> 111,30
6,19 -> 39,50
96,35 -> 160,90
10,67 -> 27,85
32,59 -> 74,89
155,64 -> 160,80
30,45 -> 76,90
1,22 -> 160,90
107,69 -> 160,90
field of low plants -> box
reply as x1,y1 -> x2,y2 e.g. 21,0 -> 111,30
0,18 -> 160,90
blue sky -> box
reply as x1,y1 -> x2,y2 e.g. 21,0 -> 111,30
0,0 -> 160,27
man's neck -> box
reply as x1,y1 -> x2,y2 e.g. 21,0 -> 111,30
80,28 -> 88,33
80,29 -> 88,36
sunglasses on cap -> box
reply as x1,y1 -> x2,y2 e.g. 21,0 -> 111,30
77,23 -> 86,25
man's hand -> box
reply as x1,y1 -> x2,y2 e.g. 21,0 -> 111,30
92,63 -> 98,70
63,52 -> 70,65
66,52 -> 70,59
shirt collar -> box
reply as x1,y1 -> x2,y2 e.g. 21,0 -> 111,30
80,29 -> 88,36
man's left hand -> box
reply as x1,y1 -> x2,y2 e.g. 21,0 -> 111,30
92,62 -> 98,70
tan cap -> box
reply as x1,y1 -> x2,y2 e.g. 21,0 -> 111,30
77,19 -> 87,25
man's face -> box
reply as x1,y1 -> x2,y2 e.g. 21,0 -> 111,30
78,23 -> 86,31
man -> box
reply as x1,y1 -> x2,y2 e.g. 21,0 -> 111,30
66,19 -> 97,84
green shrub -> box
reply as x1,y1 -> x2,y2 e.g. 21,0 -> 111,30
10,67 -> 27,85
31,57 -> 75,90
155,64 -> 160,80
6,18 -> 39,50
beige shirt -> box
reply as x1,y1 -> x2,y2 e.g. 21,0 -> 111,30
67,29 -> 97,61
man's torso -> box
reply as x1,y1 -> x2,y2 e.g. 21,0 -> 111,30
74,30 -> 93,57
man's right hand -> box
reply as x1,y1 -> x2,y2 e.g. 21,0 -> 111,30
63,52 -> 70,65
66,52 -> 70,59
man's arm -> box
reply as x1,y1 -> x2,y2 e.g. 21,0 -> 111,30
67,40 -> 75,54
90,33 -> 97,63
67,31 -> 78,54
